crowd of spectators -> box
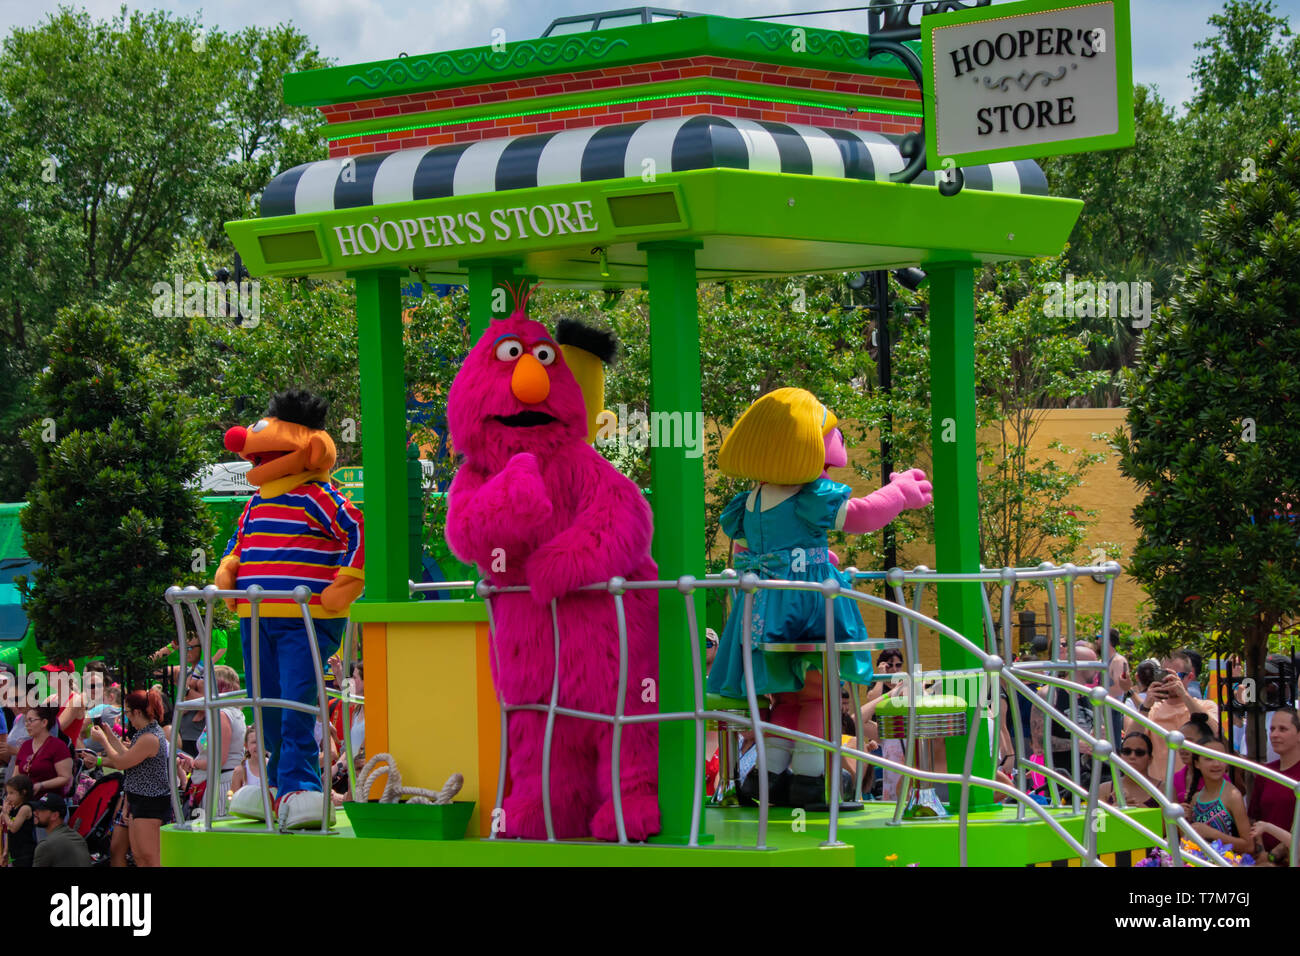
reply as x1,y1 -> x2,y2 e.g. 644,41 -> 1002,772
0,640 -> 363,867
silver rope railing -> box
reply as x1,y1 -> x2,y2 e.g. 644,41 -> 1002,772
414,561 -> 1299,865
165,584 -> 336,834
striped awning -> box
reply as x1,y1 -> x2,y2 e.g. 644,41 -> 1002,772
261,115 -> 1048,218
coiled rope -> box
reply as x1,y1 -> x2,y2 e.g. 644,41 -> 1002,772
356,753 -> 463,805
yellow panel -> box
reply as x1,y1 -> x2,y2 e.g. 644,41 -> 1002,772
363,623 -> 388,801
475,623 -> 501,837
386,620 -> 483,835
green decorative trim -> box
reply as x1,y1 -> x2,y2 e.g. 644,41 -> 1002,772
349,600 -> 488,623
326,85 -> 923,143
283,16 -> 914,108
346,35 -> 631,91
744,27 -> 869,60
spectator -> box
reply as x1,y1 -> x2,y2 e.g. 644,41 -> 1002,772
1103,629 -> 1130,744
1182,648 -> 1204,699
1099,731 -> 1159,808
1124,656 -> 1219,782
165,644 -> 207,759
1104,630 -> 1130,700
30,793 -> 90,867
859,650 -> 906,800
230,727 -> 264,793
1247,705 -> 1300,865
152,630 -> 227,691
39,660 -> 90,747
1032,642 -> 1102,790
179,666 -> 246,816
1168,713 -> 1217,803
3,774 -> 34,867
1133,659 -> 1160,707
1184,736 -> 1251,855
0,663 -> 16,731
15,706 -> 73,801
91,689 -> 169,868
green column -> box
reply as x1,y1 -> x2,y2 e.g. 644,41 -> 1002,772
461,258 -> 522,339
408,443 -> 424,590
927,264 -> 996,808
353,269 -> 409,604
640,239 -> 705,844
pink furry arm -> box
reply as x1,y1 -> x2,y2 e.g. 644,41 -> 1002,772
445,454 -> 553,568
839,468 -> 933,533
525,457 -> 652,605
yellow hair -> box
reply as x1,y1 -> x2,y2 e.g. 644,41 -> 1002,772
559,343 -> 606,443
718,388 -> 837,484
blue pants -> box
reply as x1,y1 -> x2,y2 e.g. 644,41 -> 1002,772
240,617 -> 344,795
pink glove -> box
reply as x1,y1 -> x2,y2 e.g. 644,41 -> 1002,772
840,468 -> 933,533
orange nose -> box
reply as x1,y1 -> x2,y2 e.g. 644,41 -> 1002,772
511,353 -> 550,404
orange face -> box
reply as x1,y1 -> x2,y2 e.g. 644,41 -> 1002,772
223,417 -> 337,487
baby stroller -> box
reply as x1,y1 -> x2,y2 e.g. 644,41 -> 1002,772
67,773 -> 123,867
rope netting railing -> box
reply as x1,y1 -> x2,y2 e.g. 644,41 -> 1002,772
412,563 -> 1300,865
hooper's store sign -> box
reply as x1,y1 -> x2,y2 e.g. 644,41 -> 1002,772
334,199 -> 601,258
922,0 -> 1133,168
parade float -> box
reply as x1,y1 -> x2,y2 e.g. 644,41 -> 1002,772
156,0 -> 1285,868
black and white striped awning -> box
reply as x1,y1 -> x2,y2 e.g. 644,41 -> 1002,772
261,115 -> 1048,218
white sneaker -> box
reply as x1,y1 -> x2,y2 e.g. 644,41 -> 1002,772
277,790 -> 335,831
228,785 -> 277,822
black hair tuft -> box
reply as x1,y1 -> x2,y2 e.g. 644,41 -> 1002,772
555,319 -> 618,365
265,389 -> 329,430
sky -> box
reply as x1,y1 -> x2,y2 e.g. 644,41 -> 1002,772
1,0 -> 1298,112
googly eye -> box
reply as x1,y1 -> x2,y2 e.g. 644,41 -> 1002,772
495,339 -> 524,362
250,420 -> 270,433
531,343 -> 557,366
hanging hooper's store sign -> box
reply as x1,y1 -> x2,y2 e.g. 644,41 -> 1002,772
921,0 -> 1133,169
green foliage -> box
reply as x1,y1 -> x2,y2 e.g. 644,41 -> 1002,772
17,303 -> 212,683
0,8 -> 329,500
1117,127 -> 1300,752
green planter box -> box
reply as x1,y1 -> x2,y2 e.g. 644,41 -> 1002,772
344,800 -> 475,841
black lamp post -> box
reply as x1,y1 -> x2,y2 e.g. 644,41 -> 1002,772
851,267 -> 925,641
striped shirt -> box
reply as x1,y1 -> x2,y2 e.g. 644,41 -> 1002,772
222,480 -> 364,618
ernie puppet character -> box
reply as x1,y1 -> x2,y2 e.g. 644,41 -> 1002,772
215,389 -> 364,830
706,387 -> 932,808
444,285 -> 659,841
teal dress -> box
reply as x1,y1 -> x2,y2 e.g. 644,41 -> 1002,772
707,478 -> 875,698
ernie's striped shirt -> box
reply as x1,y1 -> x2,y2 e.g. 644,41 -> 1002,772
222,480 -> 365,618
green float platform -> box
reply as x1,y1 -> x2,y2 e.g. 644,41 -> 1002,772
161,802 -> 1160,867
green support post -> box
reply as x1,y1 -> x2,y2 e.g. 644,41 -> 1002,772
408,443 -> 424,592
353,269 -> 410,604
927,264 -> 996,809
640,240 -> 707,844
462,258 -> 523,339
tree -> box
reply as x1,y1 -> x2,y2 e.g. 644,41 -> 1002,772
1117,128 -> 1300,760
859,257 -> 1111,614
0,8 -> 330,501
18,303 -> 213,685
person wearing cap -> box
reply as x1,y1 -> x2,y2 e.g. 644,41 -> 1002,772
31,793 -> 90,867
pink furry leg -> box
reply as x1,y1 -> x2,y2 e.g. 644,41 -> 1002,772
591,720 -> 660,841
500,710 -> 593,840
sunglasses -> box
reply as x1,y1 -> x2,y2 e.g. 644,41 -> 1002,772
1121,747 -> 1149,757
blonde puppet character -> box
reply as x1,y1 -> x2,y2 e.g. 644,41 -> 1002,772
707,388 -> 932,807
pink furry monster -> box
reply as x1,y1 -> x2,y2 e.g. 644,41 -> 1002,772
445,288 -> 659,841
